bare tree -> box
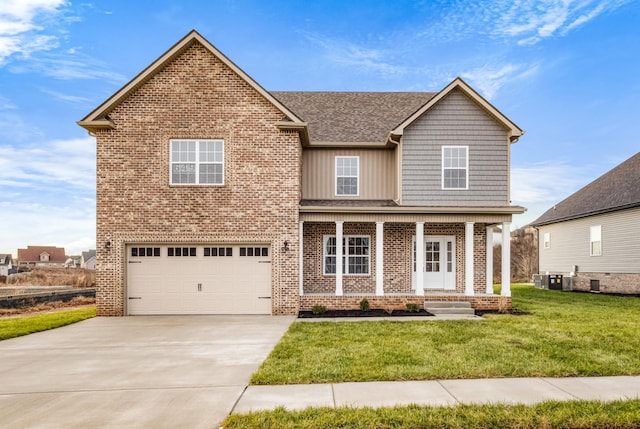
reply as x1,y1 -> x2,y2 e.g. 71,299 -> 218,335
492,226 -> 538,283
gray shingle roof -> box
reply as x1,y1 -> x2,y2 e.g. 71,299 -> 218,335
532,152 -> 640,226
271,92 -> 436,143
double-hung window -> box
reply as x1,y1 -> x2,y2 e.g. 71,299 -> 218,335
170,139 -> 224,185
442,146 -> 468,189
323,235 -> 370,275
543,232 -> 551,249
335,156 -> 359,196
590,225 -> 602,256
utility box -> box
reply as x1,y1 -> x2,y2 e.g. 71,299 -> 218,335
549,274 -> 563,290
533,274 -> 543,288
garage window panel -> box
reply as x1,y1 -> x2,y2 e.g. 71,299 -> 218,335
168,247 -> 197,257
131,247 -> 160,257
240,247 -> 269,257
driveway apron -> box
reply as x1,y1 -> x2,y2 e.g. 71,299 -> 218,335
0,315 -> 295,428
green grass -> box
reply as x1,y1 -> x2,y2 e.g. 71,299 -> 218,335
252,285 -> 640,384
224,399 -> 640,428
0,307 -> 96,340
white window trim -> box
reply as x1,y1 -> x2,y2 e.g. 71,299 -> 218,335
335,156 -> 359,196
590,225 -> 602,256
543,232 -> 550,249
441,145 -> 469,190
170,139 -> 224,186
323,234 -> 370,276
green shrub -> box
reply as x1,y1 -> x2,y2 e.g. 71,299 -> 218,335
359,298 -> 370,312
311,305 -> 326,315
406,303 -> 420,313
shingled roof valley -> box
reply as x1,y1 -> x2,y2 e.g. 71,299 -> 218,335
532,151 -> 640,226
271,91 -> 436,143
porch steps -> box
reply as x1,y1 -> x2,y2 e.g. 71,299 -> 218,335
424,301 -> 475,316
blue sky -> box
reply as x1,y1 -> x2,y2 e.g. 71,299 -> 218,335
1,0 -> 639,255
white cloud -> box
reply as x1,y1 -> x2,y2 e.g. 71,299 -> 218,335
495,0 -> 628,45
460,62 -> 539,99
509,160 -> 608,227
303,32 -> 406,77
39,87 -> 93,106
0,136 -> 96,255
0,0 -> 68,64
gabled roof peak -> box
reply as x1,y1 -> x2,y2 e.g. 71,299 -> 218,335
78,30 -> 304,132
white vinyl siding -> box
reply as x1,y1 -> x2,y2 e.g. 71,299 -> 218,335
323,235 -> 370,275
590,225 -> 602,256
170,139 -> 224,185
442,146 -> 468,189
335,156 -> 359,196
538,207 -> 640,275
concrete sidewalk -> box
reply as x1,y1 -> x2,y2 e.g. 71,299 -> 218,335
233,376 -> 640,413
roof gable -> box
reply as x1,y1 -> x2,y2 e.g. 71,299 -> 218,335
78,30 -> 304,132
391,78 -> 524,143
532,151 -> 640,226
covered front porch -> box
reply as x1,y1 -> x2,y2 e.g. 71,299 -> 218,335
298,208 -> 516,312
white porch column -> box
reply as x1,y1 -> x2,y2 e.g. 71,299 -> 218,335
335,221 -> 344,296
299,221 -> 304,296
486,225 -> 494,294
465,221 -> 475,296
501,221 -> 511,297
375,222 -> 384,296
415,222 -> 424,296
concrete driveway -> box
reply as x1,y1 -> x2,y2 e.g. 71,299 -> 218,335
0,315 -> 295,428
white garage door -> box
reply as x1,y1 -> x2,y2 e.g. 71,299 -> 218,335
126,244 -> 272,315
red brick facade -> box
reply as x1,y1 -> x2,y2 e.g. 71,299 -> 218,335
85,32 -> 519,315
93,42 -> 301,315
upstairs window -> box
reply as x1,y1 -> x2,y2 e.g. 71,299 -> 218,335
335,156 -> 359,196
590,225 -> 602,256
170,139 -> 224,185
442,146 -> 468,189
543,233 -> 551,249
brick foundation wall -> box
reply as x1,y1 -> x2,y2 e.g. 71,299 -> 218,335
572,272 -> 640,295
299,294 -> 511,312
95,41 -> 300,316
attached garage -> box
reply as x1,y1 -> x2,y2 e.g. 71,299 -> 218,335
126,244 -> 272,315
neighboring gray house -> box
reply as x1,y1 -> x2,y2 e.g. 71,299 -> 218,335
532,152 -> 640,294
81,250 -> 96,270
0,254 -> 12,276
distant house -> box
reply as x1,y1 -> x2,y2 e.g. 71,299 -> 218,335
532,152 -> 640,294
17,246 -> 67,268
81,250 -> 96,270
0,254 -> 12,276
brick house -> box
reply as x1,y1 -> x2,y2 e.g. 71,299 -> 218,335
17,246 -> 67,268
532,151 -> 640,294
78,30 -> 524,316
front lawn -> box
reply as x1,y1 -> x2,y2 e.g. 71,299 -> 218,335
252,285 -> 640,384
224,399 -> 640,429
0,307 -> 96,340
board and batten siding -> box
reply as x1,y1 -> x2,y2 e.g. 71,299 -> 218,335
538,206 -> 640,274
401,88 -> 509,206
302,148 -> 396,200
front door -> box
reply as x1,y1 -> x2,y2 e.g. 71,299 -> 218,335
412,236 -> 455,290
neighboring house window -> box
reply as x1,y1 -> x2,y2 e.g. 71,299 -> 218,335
170,139 -> 224,185
335,156 -> 359,196
442,146 -> 468,189
543,233 -> 550,249
323,235 -> 370,275
590,225 -> 602,256
40,253 -> 49,262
